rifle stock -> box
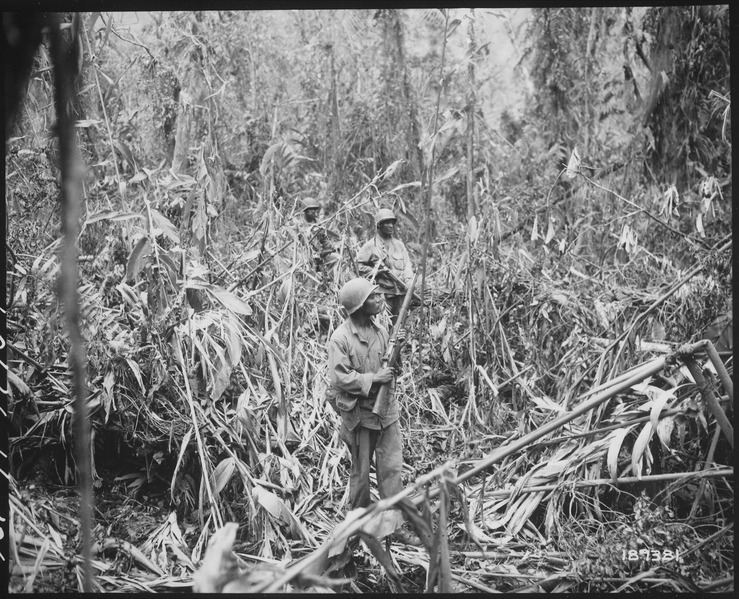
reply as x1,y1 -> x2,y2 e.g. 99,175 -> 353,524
372,272 -> 419,415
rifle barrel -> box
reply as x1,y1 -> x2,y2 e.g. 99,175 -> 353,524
372,272 -> 418,415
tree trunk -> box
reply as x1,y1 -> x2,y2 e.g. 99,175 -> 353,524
171,15 -> 208,175
378,10 -> 424,190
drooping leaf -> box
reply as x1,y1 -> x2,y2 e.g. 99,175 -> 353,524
150,208 -> 180,243
8,369 -> 31,396
253,485 -> 282,519
656,416 -> 675,449
259,142 -> 283,176
650,388 -> 675,433
113,139 -> 137,171
381,158 -> 404,180
434,165 -> 459,185
631,422 -> 654,479
565,146 -> 581,178
125,358 -> 145,393
85,210 -> 144,226
129,170 -> 149,184
531,213 -> 540,241
544,216 -> 556,244
607,427 -> 632,482
171,427 -> 193,503
212,457 -> 236,496
207,286 -> 253,316
125,237 -> 151,282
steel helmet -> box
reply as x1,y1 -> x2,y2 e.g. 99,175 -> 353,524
375,208 -> 397,226
302,197 -> 321,211
338,278 -> 378,314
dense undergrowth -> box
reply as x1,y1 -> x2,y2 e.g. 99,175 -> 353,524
6,7 -> 733,594
7,135 -> 732,592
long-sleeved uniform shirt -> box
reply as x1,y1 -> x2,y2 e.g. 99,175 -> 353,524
356,235 -> 413,295
327,317 -> 398,430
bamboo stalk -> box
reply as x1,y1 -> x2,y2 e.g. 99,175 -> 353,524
681,354 -> 733,448
49,13 -> 93,592
82,18 -> 128,216
702,341 -> 733,402
700,576 -> 734,592
689,423 -> 722,519
418,9 -> 450,341
530,408 -> 682,448
680,521 -> 733,559
474,468 -> 733,500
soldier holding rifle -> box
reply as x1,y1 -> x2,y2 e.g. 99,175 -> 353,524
297,196 -> 340,274
326,276 -> 420,545
356,208 -> 415,324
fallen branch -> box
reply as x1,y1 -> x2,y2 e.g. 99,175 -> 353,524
529,408 -> 683,448
472,468 -> 734,500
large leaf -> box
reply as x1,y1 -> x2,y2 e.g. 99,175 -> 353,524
607,427 -> 632,482
656,416 -> 675,449
631,422 -> 654,479
85,210 -> 143,226
150,208 -> 180,243
649,388 -> 675,434
253,486 -> 282,519
206,286 -> 253,316
259,142 -> 283,176
125,358 -> 145,393
113,139 -> 137,171
125,237 -> 151,282
212,457 -> 236,496
171,427 -> 193,503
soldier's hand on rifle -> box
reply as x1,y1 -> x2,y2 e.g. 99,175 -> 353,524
397,328 -> 407,345
372,366 -> 395,384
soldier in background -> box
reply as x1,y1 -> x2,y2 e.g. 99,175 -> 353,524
298,197 -> 340,276
356,208 -> 414,323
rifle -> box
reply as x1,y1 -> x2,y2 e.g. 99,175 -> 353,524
360,257 -> 422,305
372,271 -> 419,415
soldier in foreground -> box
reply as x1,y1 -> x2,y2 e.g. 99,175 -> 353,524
327,277 -> 421,547
356,208 -> 414,323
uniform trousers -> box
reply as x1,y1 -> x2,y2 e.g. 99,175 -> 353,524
339,420 -> 403,509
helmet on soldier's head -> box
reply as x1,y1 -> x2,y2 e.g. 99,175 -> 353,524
375,208 -> 397,226
302,197 -> 321,211
339,278 -> 378,314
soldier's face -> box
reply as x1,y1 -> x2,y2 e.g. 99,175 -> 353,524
361,292 -> 385,315
378,220 -> 396,237
304,208 -> 319,222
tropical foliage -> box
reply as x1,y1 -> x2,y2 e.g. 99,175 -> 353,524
6,7 -> 732,594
